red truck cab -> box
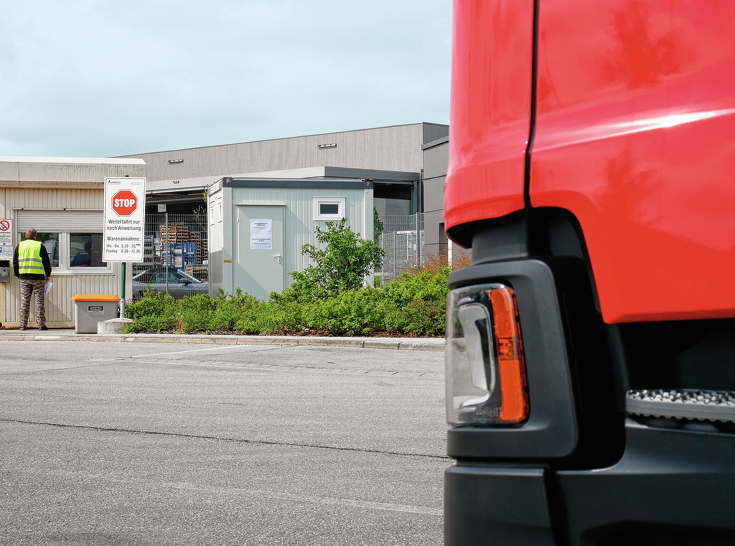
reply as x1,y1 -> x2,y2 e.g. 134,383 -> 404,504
444,1 -> 735,544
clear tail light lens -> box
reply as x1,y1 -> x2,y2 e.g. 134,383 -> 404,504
446,283 -> 529,427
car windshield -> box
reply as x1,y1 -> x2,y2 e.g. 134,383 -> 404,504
134,268 -> 202,284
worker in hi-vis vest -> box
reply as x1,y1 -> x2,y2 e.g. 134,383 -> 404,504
13,228 -> 52,331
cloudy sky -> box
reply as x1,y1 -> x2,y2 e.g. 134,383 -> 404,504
0,1 -> 452,158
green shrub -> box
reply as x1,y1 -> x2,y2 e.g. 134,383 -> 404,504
384,298 -> 445,336
125,313 -> 174,333
126,286 -> 175,320
235,301 -> 301,335
301,288 -> 393,335
282,219 -> 384,302
209,290 -> 260,331
125,256 -> 450,337
381,268 -> 450,309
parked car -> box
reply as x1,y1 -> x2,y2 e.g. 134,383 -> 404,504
132,267 -> 209,300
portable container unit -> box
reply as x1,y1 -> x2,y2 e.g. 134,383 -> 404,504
208,177 -> 373,301
0,156 -> 146,328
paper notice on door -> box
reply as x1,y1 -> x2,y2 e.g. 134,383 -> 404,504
250,219 -> 273,250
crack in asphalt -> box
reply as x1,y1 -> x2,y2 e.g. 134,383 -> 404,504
0,362 -> 119,375
0,418 -> 450,461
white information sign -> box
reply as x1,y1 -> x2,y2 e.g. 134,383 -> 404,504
250,219 -> 273,250
103,177 -> 146,262
0,219 -> 12,257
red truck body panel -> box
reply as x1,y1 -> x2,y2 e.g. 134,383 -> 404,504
531,0 -> 735,323
444,0 -> 534,233
445,4 -> 735,543
446,0 -> 735,324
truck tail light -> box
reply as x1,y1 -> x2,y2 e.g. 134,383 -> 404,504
446,283 -> 529,427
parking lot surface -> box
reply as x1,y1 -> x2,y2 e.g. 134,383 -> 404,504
0,339 -> 446,545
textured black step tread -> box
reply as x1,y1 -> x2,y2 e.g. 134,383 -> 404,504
627,389 -> 735,423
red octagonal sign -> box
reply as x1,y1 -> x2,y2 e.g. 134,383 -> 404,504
112,190 -> 138,216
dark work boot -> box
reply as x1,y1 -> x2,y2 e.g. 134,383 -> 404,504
38,326 -> 48,331
19,325 -> 27,331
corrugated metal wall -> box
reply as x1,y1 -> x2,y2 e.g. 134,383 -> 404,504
124,123 -> 446,183
1,187 -> 120,327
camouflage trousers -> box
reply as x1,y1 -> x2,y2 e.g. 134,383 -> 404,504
20,279 -> 46,328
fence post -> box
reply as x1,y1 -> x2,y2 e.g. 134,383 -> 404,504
379,233 -> 384,285
416,213 -> 421,268
165,212 -> 169,295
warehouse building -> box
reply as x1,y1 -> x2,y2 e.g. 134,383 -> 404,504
123,123 -> 450,295
122,122 -> 448,218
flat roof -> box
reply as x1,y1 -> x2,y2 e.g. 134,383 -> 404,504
223,178 -> 372,190
0,156 -> 145,165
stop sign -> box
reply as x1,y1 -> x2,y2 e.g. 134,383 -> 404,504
112,190 -> 138,216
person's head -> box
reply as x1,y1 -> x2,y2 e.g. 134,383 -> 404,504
25,228 -> 37,240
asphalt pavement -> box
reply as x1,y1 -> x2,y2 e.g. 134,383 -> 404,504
0,336 -> 447,545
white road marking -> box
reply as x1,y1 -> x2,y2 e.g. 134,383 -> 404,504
171,483 -> 444,516
129,345 -> 249,359
6,466 -> 443,517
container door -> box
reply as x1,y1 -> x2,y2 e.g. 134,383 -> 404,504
236,205 -> 285,300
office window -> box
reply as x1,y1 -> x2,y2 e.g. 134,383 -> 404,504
17,231 -> 110,273
70,233 -> 107,268
16,211 -> 111,274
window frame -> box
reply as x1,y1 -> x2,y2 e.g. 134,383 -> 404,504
15,210 -> 113,275
67,232 -> 109,272
313,197 -> 346,221
20,232 -> 113,275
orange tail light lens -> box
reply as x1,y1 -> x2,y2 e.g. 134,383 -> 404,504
446,283 -> 530,427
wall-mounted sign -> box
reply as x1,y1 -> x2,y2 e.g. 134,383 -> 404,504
103,177 -> 146,262
209,179 -> 223,195
0,219 -> 12,256
250,219 -> 273,250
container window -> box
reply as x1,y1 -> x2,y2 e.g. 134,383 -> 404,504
314,197 -> 345,220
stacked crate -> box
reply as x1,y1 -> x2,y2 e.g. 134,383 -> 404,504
160,225 -> 189,267
189,231 -> 208,265
143,236 -> 155,265
160,225 -> 190,243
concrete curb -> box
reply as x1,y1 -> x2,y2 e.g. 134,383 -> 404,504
0,331 -> 446,351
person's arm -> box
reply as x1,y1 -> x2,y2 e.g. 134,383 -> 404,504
40,244 -> 52,279
13,244 -> 19,277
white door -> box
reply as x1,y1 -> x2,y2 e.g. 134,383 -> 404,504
236,206 -> 285,300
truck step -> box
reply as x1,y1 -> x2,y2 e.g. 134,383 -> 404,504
627,389 -> 735,423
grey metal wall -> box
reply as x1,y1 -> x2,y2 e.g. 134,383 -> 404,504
123,123 -> 448,184
422,137 -> 449,257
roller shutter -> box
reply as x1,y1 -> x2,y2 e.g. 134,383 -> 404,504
16,210 -> 103,233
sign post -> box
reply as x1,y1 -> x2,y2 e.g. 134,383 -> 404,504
103,177 -> 146,317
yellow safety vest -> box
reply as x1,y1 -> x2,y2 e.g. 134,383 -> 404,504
17,240 -> 45,275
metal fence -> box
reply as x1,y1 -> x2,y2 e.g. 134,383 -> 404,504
376,213 -> 425,284
131,213 -> 209,299
130,212 -> 437,298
